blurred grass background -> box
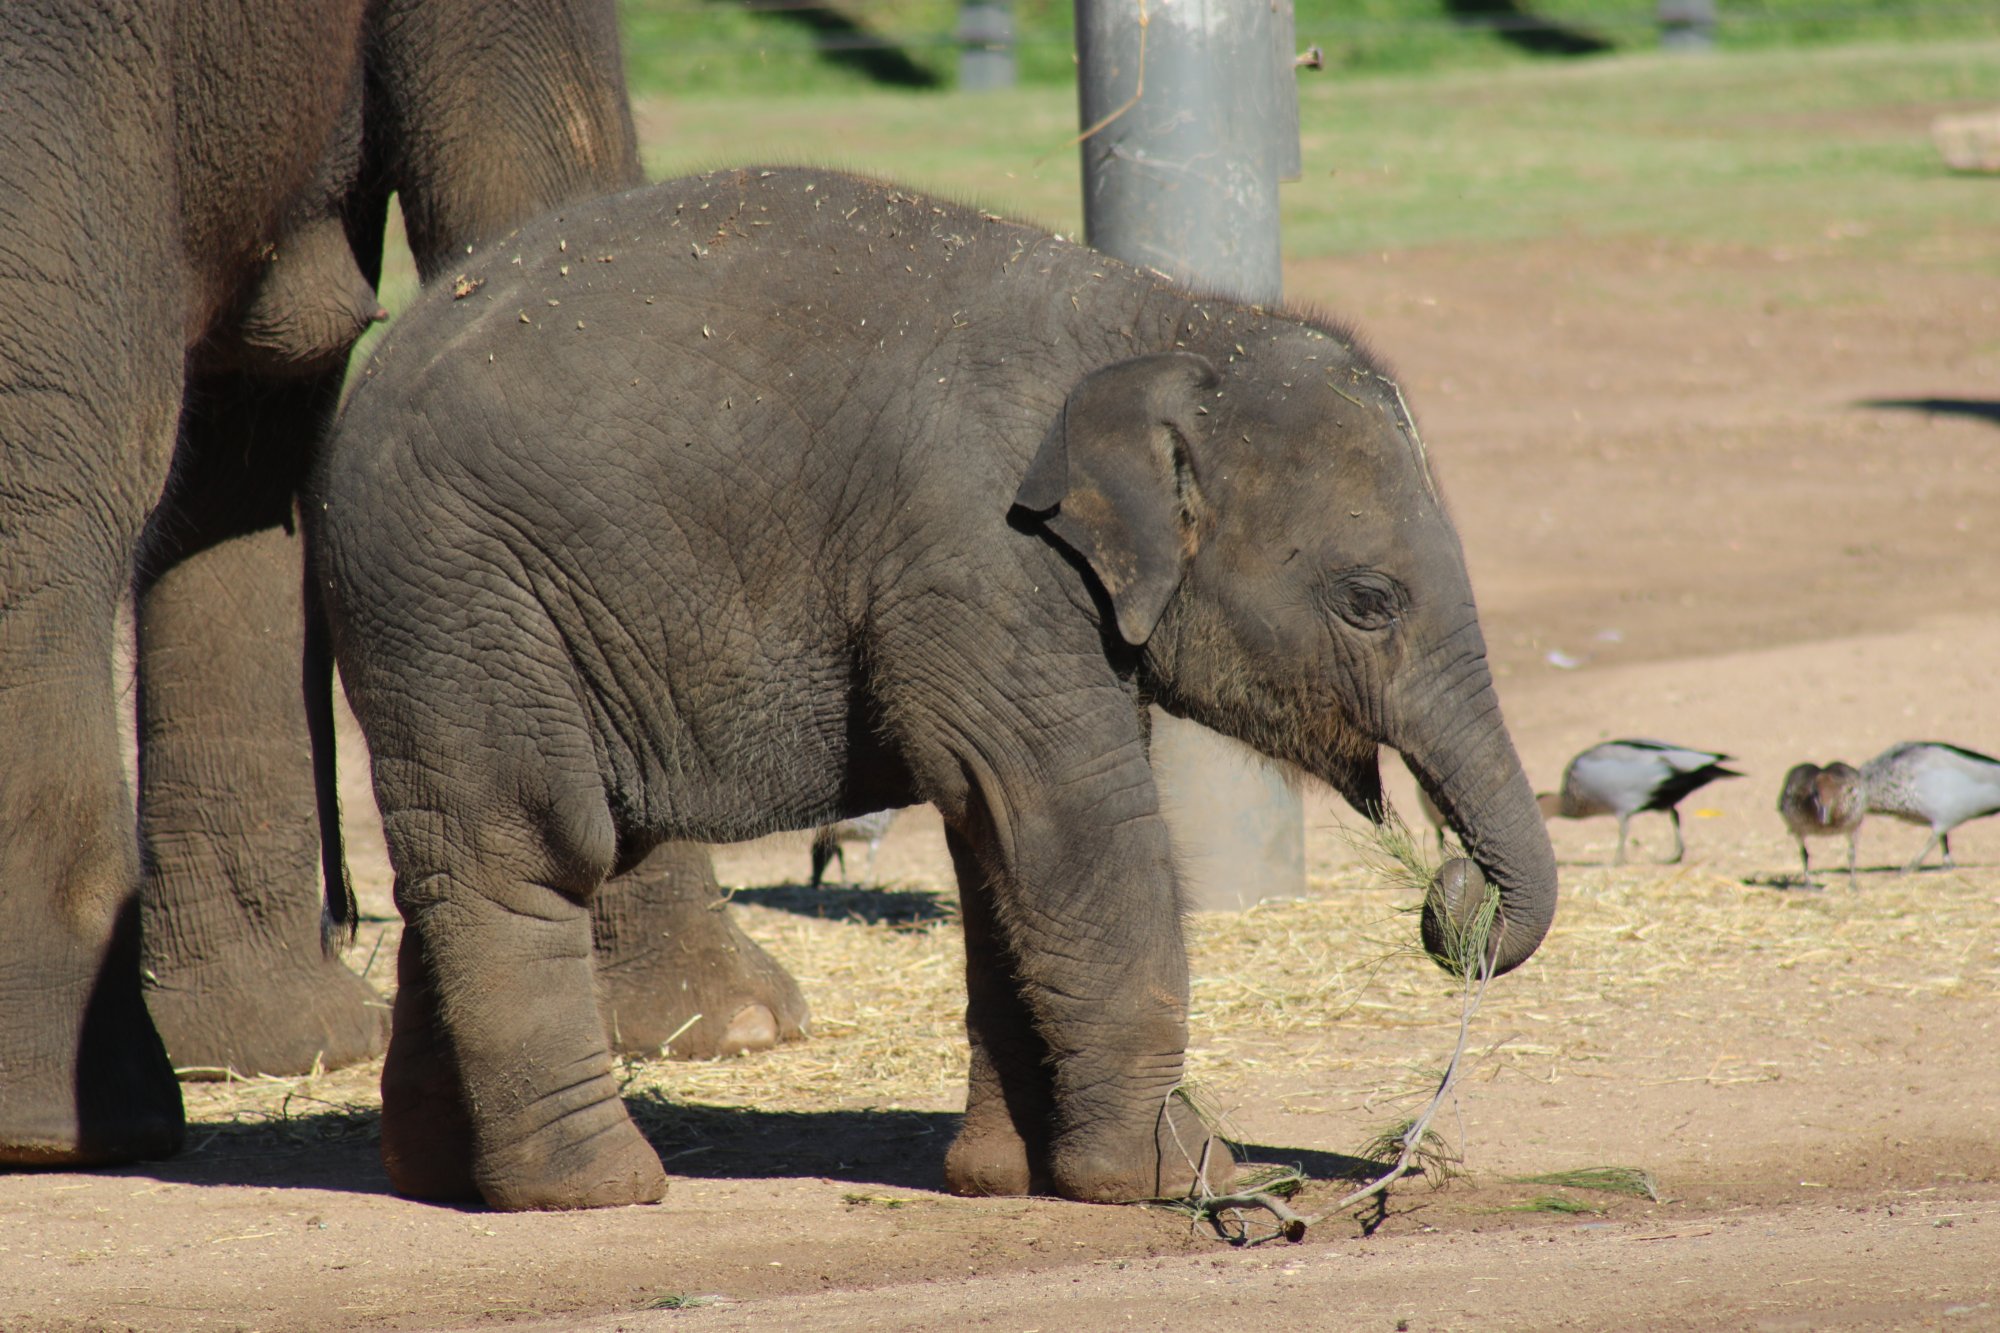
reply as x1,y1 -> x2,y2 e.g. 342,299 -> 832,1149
618,0 -> 2000,94
638,40 -> 2000,257
365,15 -> 2000,343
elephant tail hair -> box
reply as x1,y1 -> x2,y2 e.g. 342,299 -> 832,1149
302,546 -> 358,954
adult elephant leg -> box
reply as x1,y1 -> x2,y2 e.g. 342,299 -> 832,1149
135,370 -> 387,1077
590,842 -> 809,1060
940,828 -> 1049,1197
0,61 -> 187,1162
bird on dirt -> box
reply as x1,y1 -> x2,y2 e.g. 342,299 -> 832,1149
1777,761 -> 1866,887
1859,741 -> 2000,872
1538,739 -> 1742,865
809,810 -> 896,888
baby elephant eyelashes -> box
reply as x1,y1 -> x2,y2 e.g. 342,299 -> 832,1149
1324,569 -> 1406,632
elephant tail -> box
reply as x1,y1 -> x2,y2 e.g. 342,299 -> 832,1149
302,542 -> 358,953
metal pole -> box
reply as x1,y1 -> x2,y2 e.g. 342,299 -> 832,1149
1657,0 -> 1716,51
1074,0 -> 1306,910
958,0 -> 1016,90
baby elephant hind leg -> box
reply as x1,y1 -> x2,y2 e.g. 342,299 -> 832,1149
372,742 -> 665,1212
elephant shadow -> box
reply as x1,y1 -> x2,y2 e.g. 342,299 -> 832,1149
727,882 -> 958,928
94,1101 -> 963,1198
630,1095 -> 1388,1193
97,1094 -> 1387,1202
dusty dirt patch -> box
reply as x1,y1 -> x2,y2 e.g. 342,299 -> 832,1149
5,226 -> 2000,1329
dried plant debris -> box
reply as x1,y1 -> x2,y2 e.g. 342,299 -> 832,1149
1506,1166 -> 1660,1201
1499,1194 -> 1602,1216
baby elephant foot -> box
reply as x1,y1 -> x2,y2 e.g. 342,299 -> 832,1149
381,1011 -> 666,1210
1049,1095 -> 1236,1204
591,843 -> 810,1060
378,958 -> 477,1203
943,1043 -> 1047,1196
943,1110 -> 1036,1197
475,1104 -> 668,1212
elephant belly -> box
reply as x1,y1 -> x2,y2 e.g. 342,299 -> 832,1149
585,652 -> 912,852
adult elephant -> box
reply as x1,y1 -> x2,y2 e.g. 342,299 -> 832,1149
0,0 -> 805,1169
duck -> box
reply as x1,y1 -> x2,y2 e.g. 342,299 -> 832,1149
1539,739 -> 1742,865
1776,761 -> 1865,887
1859,741 -> 2000,872
809,809 -> 897,887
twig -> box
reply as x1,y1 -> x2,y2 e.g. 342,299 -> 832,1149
358,928 -> 386,982
1298,949 -> 1491,1226
1036,0 -> 1149,166
1177,869 -> 1498,1245
1199,1189 -> 1310,1243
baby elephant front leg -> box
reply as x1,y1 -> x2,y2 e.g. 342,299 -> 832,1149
950,761 -> 1233,1204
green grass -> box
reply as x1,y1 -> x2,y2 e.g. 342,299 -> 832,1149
616,1 -> 2000,96
637,39 -> 2000,260
359,34 -> 1999,367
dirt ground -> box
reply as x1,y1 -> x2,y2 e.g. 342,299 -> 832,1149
6,220 -> 2000,1329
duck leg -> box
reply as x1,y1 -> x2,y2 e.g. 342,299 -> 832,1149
1795,837 -> 1813,888
1663,809 -> 1686,865
1614,814 -> 1630,867
1941,831 -> 1955,869
1904,831 -> 1943,875
810,832 -> 845,889
1845,830 -> 1858,889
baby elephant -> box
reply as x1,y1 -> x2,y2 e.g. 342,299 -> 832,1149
307,167 -> 1558,1211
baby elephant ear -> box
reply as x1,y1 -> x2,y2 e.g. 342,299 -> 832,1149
1014,352 -> 1220,646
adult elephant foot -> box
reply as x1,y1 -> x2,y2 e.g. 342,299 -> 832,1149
1,628 -> 184,1165
142,947 -> 387,1080
0,895 -> 185,1167
943,1074 -> 1234,1203
589,842 -> 809,1060
478,1114 -> 669,1212
136,376 -> 388,1079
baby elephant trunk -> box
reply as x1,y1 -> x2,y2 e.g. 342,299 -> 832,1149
1399,678 -> 1559,979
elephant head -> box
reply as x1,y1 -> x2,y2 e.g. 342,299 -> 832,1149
1015,341 -> 1557,978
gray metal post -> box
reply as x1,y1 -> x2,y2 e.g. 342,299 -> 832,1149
1073,0 -> 1306,910
1657,0 -> 1716,50
958,1 -> 1016,91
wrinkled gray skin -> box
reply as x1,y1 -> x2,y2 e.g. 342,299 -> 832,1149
0,1 -> 803,1171
309,167 -> 1558,1211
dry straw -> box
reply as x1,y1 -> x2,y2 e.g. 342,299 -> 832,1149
183,823 -> 2000,1204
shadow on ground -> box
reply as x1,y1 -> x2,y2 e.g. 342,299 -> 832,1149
1858,397 -> 2000,428
94,1096 -> 1385,1205
629,1098 -> 957,1188
729,882 -> 957,928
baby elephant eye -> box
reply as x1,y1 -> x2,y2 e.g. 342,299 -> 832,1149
1327,570 -> 1405,631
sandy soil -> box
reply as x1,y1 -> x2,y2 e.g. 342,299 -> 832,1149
5,222 -> 1999,1329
